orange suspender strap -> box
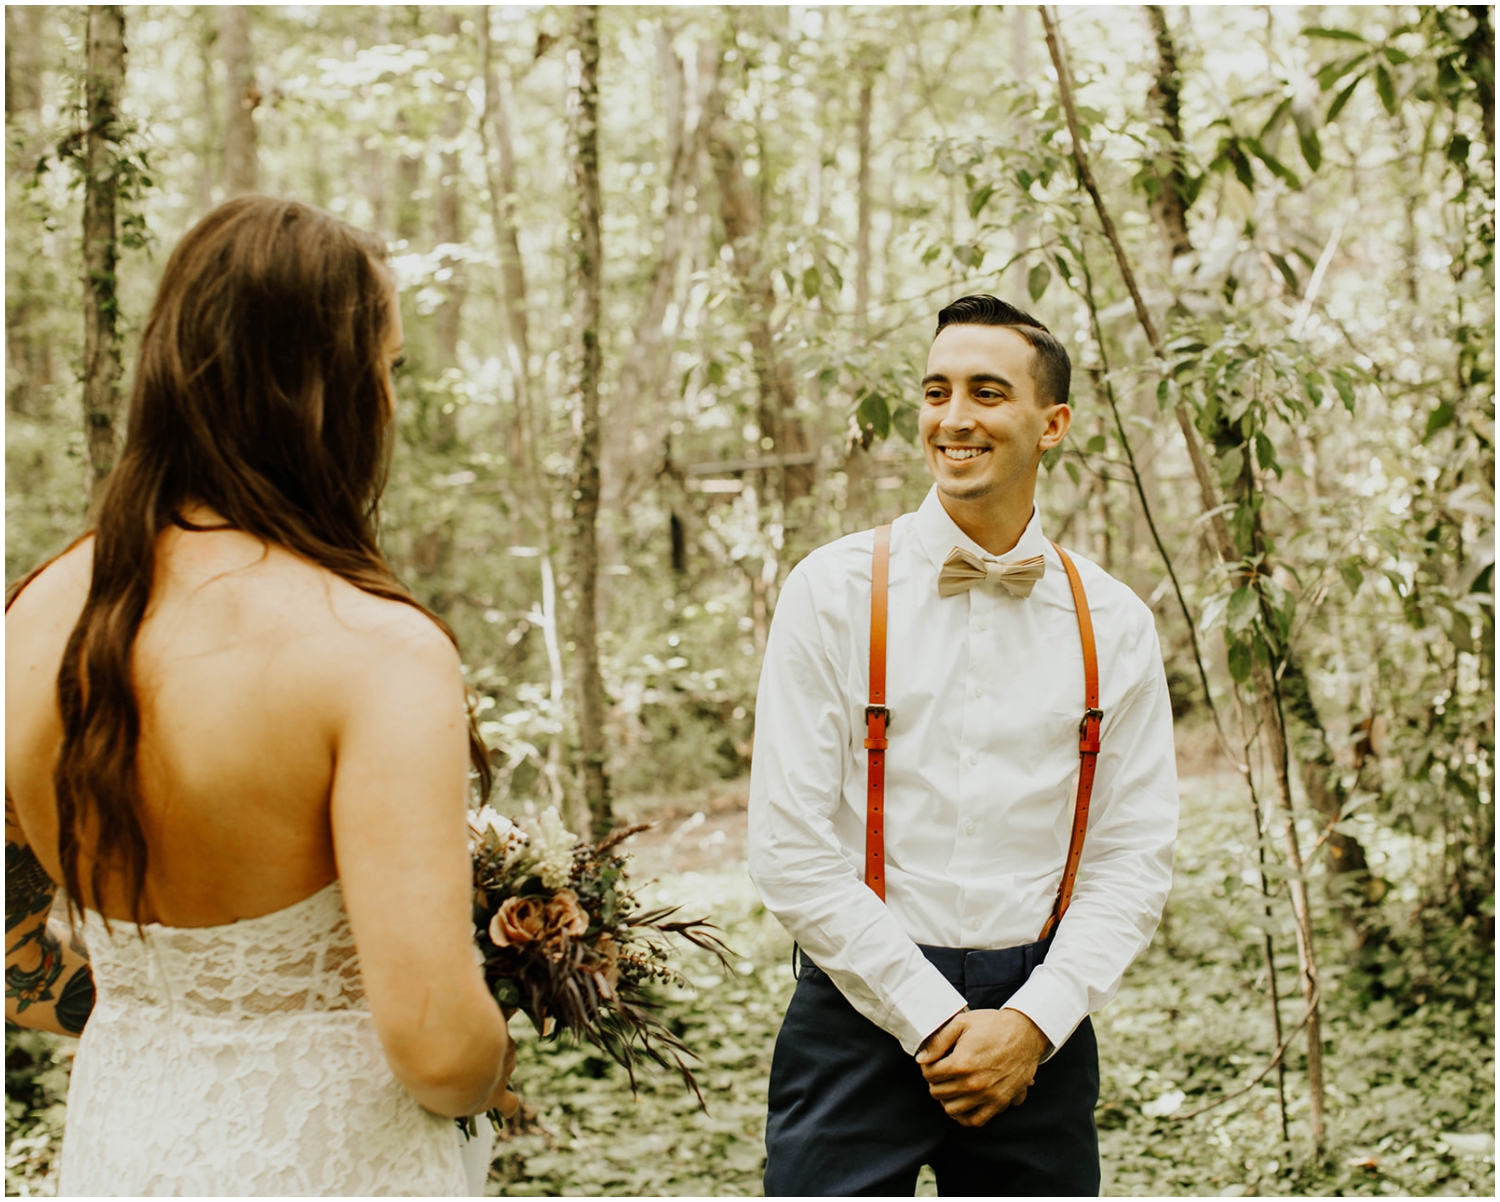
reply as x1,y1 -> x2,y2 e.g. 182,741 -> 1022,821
864,524 -> 893,900
862,532 -> 1103,933
1038,542 -> 1102,941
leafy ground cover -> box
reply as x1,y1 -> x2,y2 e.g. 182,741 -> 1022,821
6,764 -> 1493,1196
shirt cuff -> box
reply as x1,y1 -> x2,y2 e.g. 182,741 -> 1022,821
999,965 -> 1085,1059
882,962 -> 968,1057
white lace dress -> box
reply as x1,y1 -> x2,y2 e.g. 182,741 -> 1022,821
58,881 -> 474,1197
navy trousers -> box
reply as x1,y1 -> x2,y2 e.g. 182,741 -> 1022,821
764,940 -> 1100,1197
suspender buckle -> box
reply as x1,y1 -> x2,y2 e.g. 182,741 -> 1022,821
1079,707 -> 1103,753
864,704 -> 890,750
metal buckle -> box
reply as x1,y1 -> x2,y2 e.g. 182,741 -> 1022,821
865,704 -> 891,728
1079,707 -> 1103,736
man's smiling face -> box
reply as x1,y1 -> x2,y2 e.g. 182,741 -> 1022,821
919,323 -> 1069,510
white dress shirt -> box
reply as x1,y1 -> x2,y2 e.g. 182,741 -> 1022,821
747,486 -> 1178,1056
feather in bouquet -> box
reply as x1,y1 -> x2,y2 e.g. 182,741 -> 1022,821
469,804 -> 734,1109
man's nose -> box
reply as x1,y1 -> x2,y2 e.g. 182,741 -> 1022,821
940,392 -> 979,432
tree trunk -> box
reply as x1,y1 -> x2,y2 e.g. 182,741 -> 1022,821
1142,5 -> 1193,260
1144,2 -> 1376,916
219,6 -> 258,196
599,28 -> 714,552
705,49 -> 814,513
83,6 -> 126,507
854,66 -> 874,330
479,7 -> 567,814
1043,6 -> 1326,1152
433,12 -> 466,397
567,6 -> 613,840
6,5 -> 51,415
196,15 -> 218,214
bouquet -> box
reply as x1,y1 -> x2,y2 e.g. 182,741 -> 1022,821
469,803 -> 734,1112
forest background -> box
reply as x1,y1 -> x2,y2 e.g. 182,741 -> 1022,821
4,4 -> 1494,1197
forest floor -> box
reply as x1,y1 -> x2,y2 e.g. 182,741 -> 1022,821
6,739 -> 1494,1197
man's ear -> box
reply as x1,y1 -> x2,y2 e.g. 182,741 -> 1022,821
1039,403 -> 1071,451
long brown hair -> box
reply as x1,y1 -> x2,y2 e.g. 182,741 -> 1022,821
20,195 -> 491,922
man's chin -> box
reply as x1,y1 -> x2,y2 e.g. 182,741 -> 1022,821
935,477 -> 994,503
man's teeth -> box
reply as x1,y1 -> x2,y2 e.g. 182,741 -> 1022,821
942,447 -> 985,460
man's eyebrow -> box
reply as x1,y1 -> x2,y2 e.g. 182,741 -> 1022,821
920,372 -> 1016,389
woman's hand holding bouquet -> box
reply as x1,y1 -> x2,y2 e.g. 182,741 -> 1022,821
468,803 -> 732,1125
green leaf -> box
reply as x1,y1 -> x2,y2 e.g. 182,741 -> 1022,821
1381,45 -> 1411,65
1340,559 -> 1364,595
1447,133 -> 1472,166
1254,432 -> 1282,478
857,391 -> 890,440
1052,252 -> 1073,283
921,244 -> 942,266
968,184 -> 995,219
1423,402 -> 1456,441
1269,252 -> 1300,294
1085,434 -> 1107,454
1219,444 -> 1245,484
707,360 -> 725,386
1326,74 -> 1365,122
1227,586 -> 1258,634
954,243 -> 983,269
1027,261 -> 1052,302
1303,26 -> 1367,42
1330,369 -> 1356,412
1375,64 -> 1397,114
1244,137 -> 1301,188
1317,53 -> 1370,92
1260,96 -> 1293,140
1298,127 -> 1323,172
1157,378 -> 1173,410
802,266 -> 821,299
1227,638 -> 1253,683
1064,459 -> 1081,486
890,403 -> 919,445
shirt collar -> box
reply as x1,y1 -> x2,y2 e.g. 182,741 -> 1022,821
912,484 -> 1051,573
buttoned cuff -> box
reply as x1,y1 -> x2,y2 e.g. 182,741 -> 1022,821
999,965 -> 1085,1060
883,963 -> 968,1058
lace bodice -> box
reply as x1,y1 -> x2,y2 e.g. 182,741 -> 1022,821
59,881 -> 472,1197
81,880 -> 365,1019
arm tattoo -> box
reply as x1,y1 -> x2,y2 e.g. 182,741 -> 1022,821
6,840 -> 54,934
6,922 -> 65,1012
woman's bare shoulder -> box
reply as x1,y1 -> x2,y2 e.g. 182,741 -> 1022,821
244,546 -> 459,676
5,537 -> 95,640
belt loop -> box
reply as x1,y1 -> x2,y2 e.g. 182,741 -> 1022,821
791,942 -> 802,981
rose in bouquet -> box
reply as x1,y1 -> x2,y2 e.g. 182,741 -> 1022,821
469,803 -> 733,1112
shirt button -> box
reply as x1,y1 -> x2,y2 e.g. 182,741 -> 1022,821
968,754 -> 979,766
965,822 -> 976,835
971,918 -> 982,931
972,687 -> 982,698
978,623 -> 988,633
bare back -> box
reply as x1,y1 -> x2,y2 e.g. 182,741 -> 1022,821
6,525 -> 445,927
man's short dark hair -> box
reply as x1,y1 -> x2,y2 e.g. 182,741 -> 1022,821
935,295 -> 1072,407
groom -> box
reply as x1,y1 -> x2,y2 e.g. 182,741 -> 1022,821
747,296 -> 1179,1195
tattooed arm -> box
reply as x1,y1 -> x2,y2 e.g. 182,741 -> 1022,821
5,798 -> 94,1036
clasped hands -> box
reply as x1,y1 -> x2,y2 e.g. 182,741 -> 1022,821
915,1007 -> 1050,1128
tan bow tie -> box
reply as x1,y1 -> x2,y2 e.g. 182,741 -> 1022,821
937,547 -> 1046,599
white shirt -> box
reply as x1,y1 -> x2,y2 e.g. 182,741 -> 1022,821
747,486 -> 1179,1056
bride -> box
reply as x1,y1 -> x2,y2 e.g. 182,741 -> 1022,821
5,195 -> 517,1196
